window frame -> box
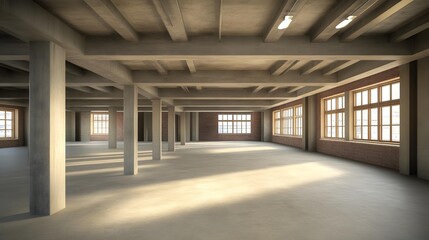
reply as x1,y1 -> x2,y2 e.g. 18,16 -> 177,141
322,94 -> 345,139
272,104 -> 303,137
0,107 -> 16,140
91,112 -> 109,136
352,79 -> 400,144
217,113 -> 252,135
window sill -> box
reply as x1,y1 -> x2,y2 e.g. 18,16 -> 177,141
273,134 -> 302,138
320,138 -> 400,147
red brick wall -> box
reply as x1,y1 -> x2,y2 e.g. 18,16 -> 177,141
90,112 -> 124,141
271,99 -> 304,149
199,112 -> 261,141
0,104 -> 25,148
315,68 -> 400,170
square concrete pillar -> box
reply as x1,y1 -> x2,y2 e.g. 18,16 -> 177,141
261,110 -> 272,142
108,107 -> 117,149
80,111 -> 91,142
168,106 -> 176,151
186,112 -> 191,142
180,112 -> 186,145
191,112 -> 199,141
417,57 -> 429,180
152,100 -> 162,160
143,112 -> 152,142
344,91 -> 353,141
123,85 -> 138,175
400,62 -> 417,175
66,111 -> 76,142
29,41 -> 66,215
303,96 -> 317,152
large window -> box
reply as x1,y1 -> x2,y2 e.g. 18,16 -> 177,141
323,94 -> 345,139
274,111 -> 281,135
0,108 -> 15,139
91,113 -> 109,135
218,114 -> 251,134
273,105 -> 303,136
353,80 -> 400,142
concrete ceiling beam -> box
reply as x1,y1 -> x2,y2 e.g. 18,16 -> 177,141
342,0 -> 413,41
151,0 -> 188,41
391,10 -> 429,42
84,0 -> 139,42
158,88 -> 296,99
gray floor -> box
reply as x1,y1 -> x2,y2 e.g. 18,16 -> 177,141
0,141 -> 428,240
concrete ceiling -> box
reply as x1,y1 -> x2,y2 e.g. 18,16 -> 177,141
0,0 -> 429,112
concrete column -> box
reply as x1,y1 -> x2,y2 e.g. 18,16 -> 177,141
186,112 -> 191,142
25,107 -> 30,146
143,112 -> 152,142
417,57 -> 429,180
152,100 -> 162,160
191,112 -> 199,141
400,62 -> 417,175
80,111 -> 90,142
261,110 -> 272,142
168,106 -> 176,151
344,91 -> 353,141
123,85 -> 138,175
29,41 -> 65,215
180,112 -> 186,145
66,111 -> 76,142
303,96 -> 317,152
108,107 -> 117,149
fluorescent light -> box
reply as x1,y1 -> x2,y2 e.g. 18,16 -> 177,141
335,16 -> 356,29
278,16 -> 293,30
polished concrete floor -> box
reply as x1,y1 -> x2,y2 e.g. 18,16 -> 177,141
0,141 -> 428,240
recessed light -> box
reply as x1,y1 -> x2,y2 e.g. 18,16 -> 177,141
278,16 -> 293,30
335,16 -> 356,29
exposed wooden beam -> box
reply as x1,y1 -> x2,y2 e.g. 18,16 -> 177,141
310,0 -> 379,42
264,0 -> 308,42
391,10 -> 429,42
185,60 -> 196,73
342,0 -> 413,41
322,60 -> 359,76
152,0 -> 188,41
84,0 -> 139,41
270,60 -> 297,75
301,60 -> 334,75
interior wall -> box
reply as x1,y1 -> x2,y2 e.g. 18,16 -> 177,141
90,112 -> 124,141
198,112 -> 261,141
0,104 -> 25,148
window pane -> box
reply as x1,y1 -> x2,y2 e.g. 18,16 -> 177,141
6,120 -> 12,129
218,115 -> 222,120
0,111 -> 4,119
332,98 -> 336,110
355,126 -> 361,139
370,88 -> 378,103
327,127 -> 331,137
6,111 -> 12,120
355,92 -> 361,106
362,90 -> 368,105
6,130 -> 12,137
392,126 -> 400,142
382,126 -> 390,141
326,99 -> 331,111
392,105 -> 400,125
382,107 -> 391,125
371,126 -> 378,140
382,85 -> 390,102
362,110 -> 368,126
0,121 -> 4,129
0,130 -> 4,137
362,126 -> 368,140
392,83 -> 400,100
371,108 -> 378,125
356,110 -> 361,126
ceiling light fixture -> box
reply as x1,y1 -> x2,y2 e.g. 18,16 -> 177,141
335,16 -> 356,29
278,16 -> 293,30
